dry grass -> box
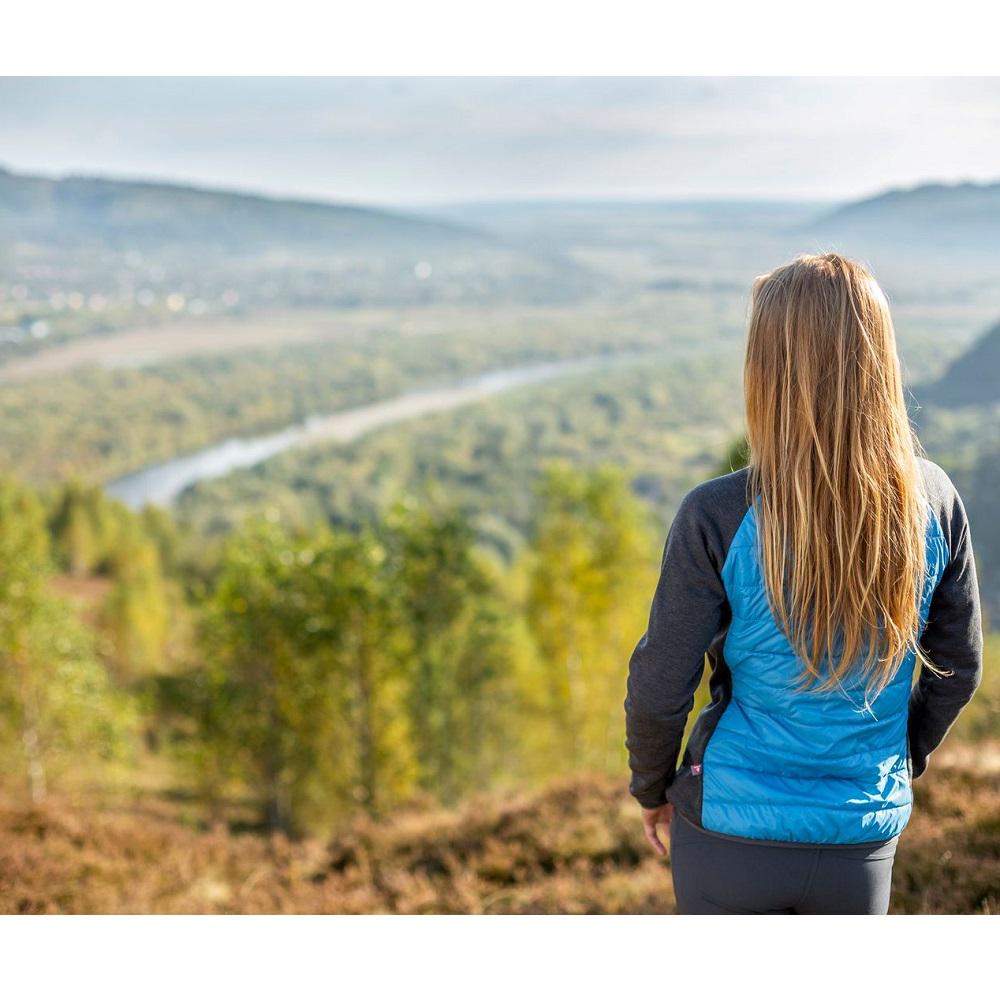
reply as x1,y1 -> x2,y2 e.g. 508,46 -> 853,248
2,766 -> 998,915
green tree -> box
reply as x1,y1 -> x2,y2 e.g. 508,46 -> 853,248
47,479 -> 117,576
194,516 -> 419,832
382,496 -> 515,804
716,434 -> 750,476
100,522 -> 171,679
0,477 -> 136,802
299,526 -> 417,819
196,517 -> 320,832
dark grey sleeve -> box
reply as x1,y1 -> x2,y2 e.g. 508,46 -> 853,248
908,488 -> 984,779
624,489 -> 730,809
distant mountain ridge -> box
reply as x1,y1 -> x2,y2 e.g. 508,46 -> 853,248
919,319 -> 1000,408
912,317 -> 1000,621
806,178 -> 1000,248
0,166 -> 485,256
0,166 -> 603,310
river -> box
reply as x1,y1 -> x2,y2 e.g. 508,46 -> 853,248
104,353 -> 641,509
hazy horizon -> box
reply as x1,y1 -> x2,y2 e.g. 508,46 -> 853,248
0,160 -> 841,210
2,77 -> 1000,206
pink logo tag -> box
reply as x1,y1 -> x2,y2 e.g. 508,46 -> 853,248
691,763 -> 702,775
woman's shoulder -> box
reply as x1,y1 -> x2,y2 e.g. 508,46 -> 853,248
916,455 -> 959,499
671,467 -> 753,565
916,456 -> 971,555
679,466 -> 752,518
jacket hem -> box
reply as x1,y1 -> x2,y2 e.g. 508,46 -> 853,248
672,805 -> 902,851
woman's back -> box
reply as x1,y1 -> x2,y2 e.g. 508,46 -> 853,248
624,253 -> 984,912
634,457 -> 974,848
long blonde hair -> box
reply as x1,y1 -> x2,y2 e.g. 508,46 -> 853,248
744,252 -> 940,704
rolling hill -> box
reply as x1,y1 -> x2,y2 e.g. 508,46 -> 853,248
0,166 -> 484,257
805,179 -> 1000,249
0,166 -> 605,310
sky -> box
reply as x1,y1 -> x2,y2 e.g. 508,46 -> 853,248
1,77 -> 999,206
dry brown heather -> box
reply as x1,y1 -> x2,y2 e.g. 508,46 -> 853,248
2,766 -> 999,915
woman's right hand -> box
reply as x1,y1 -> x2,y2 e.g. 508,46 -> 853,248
641,803 -> 673,857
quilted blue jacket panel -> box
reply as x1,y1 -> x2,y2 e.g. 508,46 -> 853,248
701,501 -> 949,844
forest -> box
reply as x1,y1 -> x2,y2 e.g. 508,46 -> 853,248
0,456 -> 666,834
2,438 -> 998,915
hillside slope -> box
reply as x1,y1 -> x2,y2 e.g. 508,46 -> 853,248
3,767 -> 998,914
919,319 -> 1000,407
805,179 -> 1000,248
0,166 -> 483,256
912,317 -> 1000,619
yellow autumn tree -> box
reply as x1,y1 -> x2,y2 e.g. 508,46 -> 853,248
517,463 -> 659,781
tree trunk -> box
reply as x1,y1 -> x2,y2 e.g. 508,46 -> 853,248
21,721 -> 46,805
355,629 -> 379,817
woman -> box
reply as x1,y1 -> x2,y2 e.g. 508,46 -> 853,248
624,253 -> 983,915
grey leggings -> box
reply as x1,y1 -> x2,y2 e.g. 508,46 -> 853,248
669,811 -> 899,914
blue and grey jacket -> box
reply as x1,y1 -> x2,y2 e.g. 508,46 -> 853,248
624,458 -> 983,847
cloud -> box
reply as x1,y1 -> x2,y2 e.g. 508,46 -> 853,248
1,77 -> 999,203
